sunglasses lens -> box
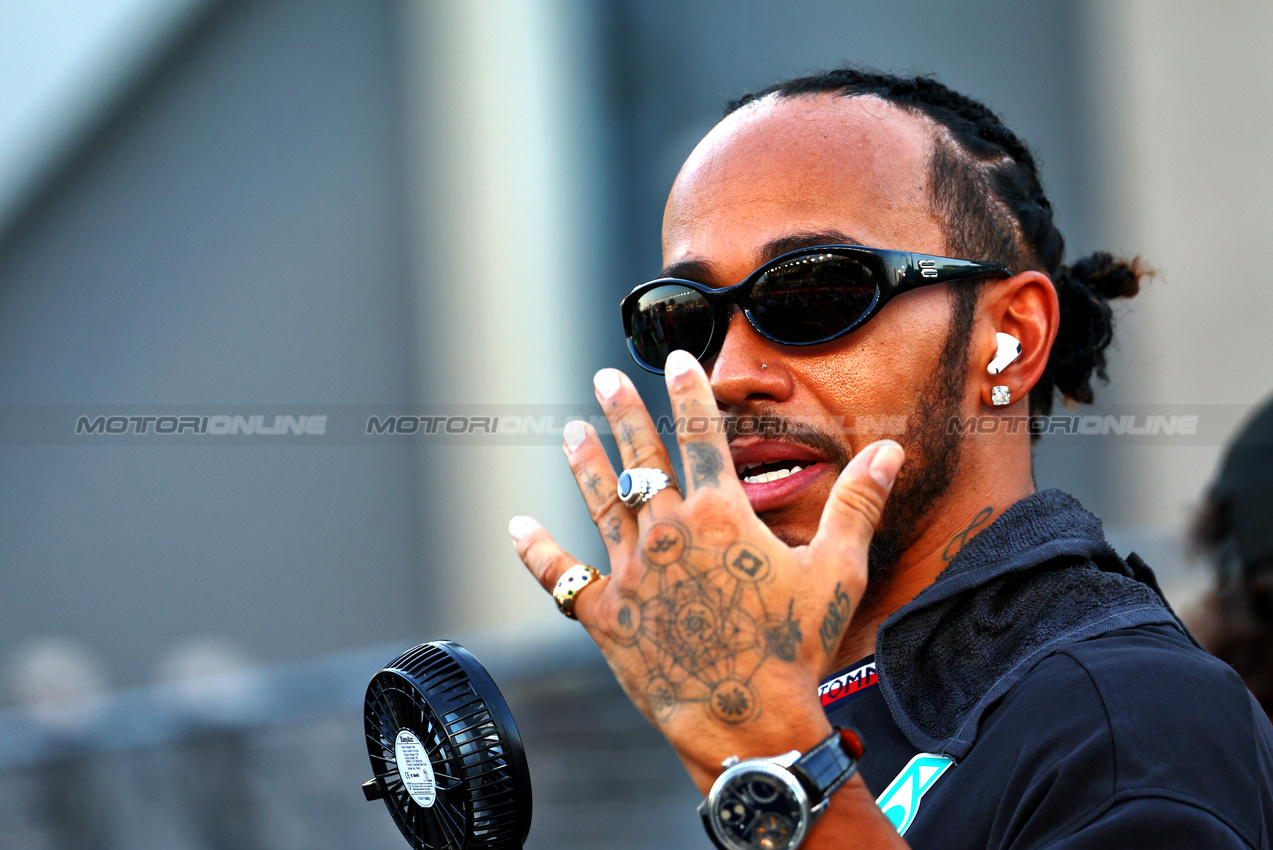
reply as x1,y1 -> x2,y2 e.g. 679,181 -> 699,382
750,253 -> 879,343
627,284 -> 714,370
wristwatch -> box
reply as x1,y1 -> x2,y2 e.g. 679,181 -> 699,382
698,728 -> 864,850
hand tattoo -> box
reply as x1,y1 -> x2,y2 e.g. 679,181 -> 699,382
582,470 -> 603,500
604,517 -> 623,544
685,443 -> 724,488
818,582 -> 853,654
613,517 -> 798,726
763,600 -> 802,662
618,423 -> 639,454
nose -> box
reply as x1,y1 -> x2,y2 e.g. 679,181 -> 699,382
708,309 -> 794,408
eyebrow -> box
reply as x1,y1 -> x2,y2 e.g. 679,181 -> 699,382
659,229 -> 866,283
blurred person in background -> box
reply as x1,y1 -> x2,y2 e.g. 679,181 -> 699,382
1191,395 -> 1273,719
511,68 -> 1273,849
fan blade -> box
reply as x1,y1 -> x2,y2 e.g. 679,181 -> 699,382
423,803 -> 448,849
435,795 -> 466,849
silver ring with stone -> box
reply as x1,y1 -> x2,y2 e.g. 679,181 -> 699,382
617,467 -> 670,509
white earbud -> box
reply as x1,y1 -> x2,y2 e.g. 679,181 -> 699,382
986,332 -> 1021,375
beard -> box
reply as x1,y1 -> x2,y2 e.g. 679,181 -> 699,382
862,330 -> 969,587
864,291 -> 977,585
725,297 -> 974,592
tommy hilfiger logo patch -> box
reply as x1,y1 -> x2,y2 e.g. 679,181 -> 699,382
818,659 -> 878,707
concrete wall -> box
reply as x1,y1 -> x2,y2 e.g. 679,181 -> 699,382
1085,0 -> 1273,530
0,0 -> 428,697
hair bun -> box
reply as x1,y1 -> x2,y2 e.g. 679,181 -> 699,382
1048,252 -> 1149,405
1066,251 -> 1146,300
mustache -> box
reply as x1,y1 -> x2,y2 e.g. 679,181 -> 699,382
723,412 -> 852,468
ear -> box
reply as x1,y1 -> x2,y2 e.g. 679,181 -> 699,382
973,271 -> 1059,411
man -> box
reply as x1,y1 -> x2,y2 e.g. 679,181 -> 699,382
509,69 -> 1273,848
1191,393 -> 1273,720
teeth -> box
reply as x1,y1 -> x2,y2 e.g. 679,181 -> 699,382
743,465 -> 802,484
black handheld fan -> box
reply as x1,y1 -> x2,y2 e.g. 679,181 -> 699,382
362,641 -> 532,849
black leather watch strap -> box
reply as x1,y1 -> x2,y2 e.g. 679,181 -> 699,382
789,728 -> 864,802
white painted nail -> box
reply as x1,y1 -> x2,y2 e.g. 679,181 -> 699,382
594,369 -> 622,399
664,349 -> 695,379
508,515 -> 536,542
563,420 -> 587,451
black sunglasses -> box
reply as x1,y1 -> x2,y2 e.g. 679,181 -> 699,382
621,244 -> 1011,374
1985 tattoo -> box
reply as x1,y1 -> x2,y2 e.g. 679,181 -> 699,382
818,582 -> 853,654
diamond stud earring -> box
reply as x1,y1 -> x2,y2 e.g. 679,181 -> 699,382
992,386 -> 1011,406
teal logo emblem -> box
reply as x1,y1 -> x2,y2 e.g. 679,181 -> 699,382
875,753 -> 953,835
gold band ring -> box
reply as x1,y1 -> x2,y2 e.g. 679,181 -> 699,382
552,564 -> 602,620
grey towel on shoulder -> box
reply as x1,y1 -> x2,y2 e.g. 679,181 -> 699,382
874,489 -> 1183,761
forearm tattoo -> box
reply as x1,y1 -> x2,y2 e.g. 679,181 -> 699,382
609,511 -> 799,726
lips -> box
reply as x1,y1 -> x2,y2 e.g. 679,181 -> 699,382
730,441 -> 833,513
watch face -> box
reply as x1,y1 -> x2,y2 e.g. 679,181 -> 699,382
710,767 -> 808,850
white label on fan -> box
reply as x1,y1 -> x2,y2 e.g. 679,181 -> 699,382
395,729 -> 437,807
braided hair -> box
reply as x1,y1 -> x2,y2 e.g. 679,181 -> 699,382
726,68 -> 1146,424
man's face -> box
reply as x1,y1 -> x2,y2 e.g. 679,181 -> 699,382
661,94 -> 975,574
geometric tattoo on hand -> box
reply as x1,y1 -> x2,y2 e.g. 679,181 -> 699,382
612,511 -> 799,727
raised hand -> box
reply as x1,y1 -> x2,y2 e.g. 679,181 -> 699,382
509,350 -> 903,788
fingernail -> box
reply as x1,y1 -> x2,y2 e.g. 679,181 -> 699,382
508,515 -> 536,543
664,349 -> 695,380
563,420 -> 587,452
868,441 -> 904,489
594,368 -> 622,400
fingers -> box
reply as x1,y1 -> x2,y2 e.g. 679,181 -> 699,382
508,515 -> 607,621
663,350 -> 739,499
562,419 -> 635,555
807,440 -> 904,579
593,367 -> 681,508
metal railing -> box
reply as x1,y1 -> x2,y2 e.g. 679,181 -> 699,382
0,628 -> 709,849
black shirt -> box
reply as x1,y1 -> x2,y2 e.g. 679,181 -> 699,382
822,623 -> 1273,848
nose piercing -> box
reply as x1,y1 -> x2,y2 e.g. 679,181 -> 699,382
761,363 -> 768,369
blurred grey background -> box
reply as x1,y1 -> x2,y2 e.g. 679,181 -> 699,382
0,0 -> 1269,847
